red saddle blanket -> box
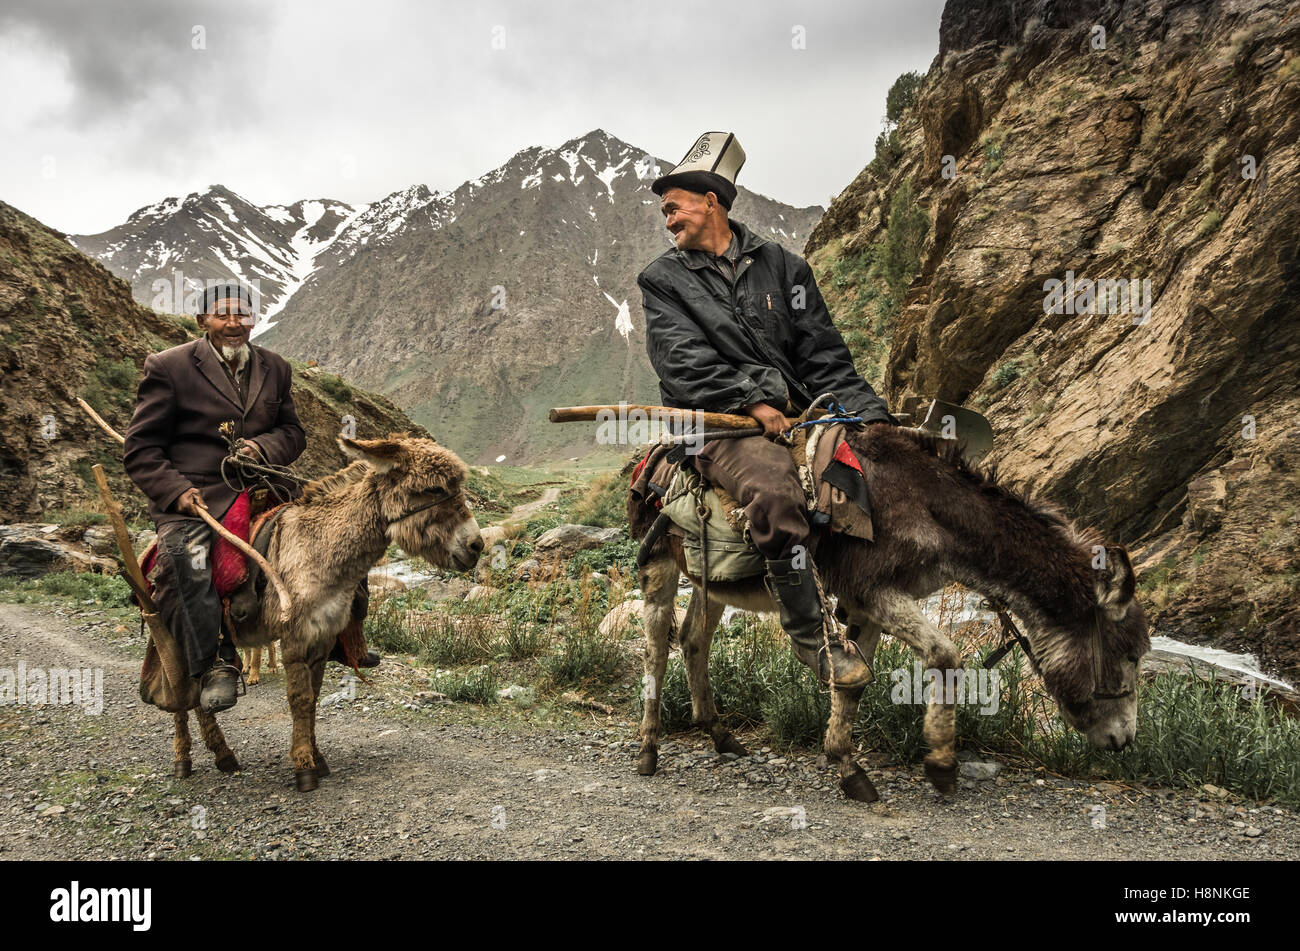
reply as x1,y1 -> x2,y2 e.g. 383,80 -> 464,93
138,491 -> 253,597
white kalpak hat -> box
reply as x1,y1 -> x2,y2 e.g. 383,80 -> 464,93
652,131 -> 746,209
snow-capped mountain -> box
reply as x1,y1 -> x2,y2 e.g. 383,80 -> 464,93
71,186 -> 366,321
75,130 -> 825,462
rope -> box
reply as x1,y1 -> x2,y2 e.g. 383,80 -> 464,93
809,559 -> 856,690
216,421 -> 306,504
690,467 -> 711,630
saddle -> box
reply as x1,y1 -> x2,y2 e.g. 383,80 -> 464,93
629,419 -> 875,582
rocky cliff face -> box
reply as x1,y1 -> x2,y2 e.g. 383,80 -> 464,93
0,201 -> 428,526
807,0 -> 1299,677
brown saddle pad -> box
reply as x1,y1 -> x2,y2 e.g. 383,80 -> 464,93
630,422 -> 873,542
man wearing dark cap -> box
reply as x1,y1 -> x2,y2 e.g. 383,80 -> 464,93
124,283 -> 374,713
639,132 -> 896,689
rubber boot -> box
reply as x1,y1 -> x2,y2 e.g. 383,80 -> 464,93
199,661 -> 242,713
764,556 -> 872,689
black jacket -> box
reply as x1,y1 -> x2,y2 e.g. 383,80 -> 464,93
637,219 -> 892,422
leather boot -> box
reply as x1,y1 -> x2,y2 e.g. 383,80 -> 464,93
199,661 -> 242,713
764,556 -> 872,689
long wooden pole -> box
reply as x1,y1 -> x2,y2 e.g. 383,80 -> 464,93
549,404 -> 758,429
91,464 -> 187,697
76,396 -> 292,619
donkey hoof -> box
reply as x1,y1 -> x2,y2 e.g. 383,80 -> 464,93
174,760 -> 192,779
215,754 -> 241,774
314,758 -> 330,778
636,747 -> 658,776
716,734 -> 748,758
924,760 -> 958,795
295,769 -> 319,792
841,769 -> 880,803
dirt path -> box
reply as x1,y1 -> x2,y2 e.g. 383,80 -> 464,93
503,486 -> 561,525
1,601 -> 1296,861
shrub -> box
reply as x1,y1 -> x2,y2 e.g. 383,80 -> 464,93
870,128 -> 903,176
885,70 -> 924,123
422,614 -> 495,667
500,616 -> 548,660
992,360 -> 1023,388
317,373 -> 352,402
879,179 -> 929,299
542,623 -> 624,688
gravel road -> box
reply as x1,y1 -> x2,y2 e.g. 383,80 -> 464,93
2,601 -> 1296,861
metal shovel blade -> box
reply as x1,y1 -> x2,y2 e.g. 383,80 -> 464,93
919,397 -> 994,463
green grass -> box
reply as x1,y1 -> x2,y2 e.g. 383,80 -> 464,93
41,508 -> 107,528
980,126 -> 1008,176
541,623 -> 625,689
316,372 -> 353,403
1196,210 -> 1223,238
82,356 -> 141,417
568,471 -> 628,528
0,571 -> 132,606
1031,668 -> 1300,807
646,604 -> 1300,807
431,665 -> 498,704
501,616 -> 548,660
567,538 -> 637,579
809,178 -> 928,389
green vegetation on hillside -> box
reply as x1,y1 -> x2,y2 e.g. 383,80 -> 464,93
812,177 -> 929,385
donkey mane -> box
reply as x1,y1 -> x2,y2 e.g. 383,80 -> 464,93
294,460 -> 372,505
884,426 -> 1103,552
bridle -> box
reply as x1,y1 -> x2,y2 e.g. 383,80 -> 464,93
389,489 -> 462,524
983,601 -> 1133,703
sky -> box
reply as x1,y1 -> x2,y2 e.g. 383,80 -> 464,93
0,0 -> 947,235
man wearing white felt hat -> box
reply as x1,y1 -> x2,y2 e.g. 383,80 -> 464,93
638,131 -> 896,689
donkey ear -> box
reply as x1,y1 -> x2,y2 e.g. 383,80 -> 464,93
1094,545 -> 1137,621
338,436 -> 407,474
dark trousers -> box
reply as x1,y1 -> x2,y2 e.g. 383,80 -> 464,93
149,518 -> 235,680
695,434 -> 809,559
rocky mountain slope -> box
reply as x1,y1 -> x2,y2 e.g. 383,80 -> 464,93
0,201 -> 428,526
73,130 -> 822,464
807,0 -> 1299,677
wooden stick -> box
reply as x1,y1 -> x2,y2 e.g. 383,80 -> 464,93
77,395 -> 292,620
92,464 -> 187,696
192,505 -> 292,620
549,404 -> 757,430
77,397 -> 123,445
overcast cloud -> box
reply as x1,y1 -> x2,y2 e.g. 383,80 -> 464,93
1,0 -> 946,234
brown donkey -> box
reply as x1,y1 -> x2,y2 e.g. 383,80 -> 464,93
171,433 -> 483,791
630,424 -> 1150,801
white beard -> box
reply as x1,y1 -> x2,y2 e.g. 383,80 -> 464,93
218,341 -> 250,371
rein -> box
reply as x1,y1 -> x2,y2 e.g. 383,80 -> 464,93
982,602 -> 1132,702
218,422 -> 307,505
983,605 -> 1041,674
390,491 -> 460,523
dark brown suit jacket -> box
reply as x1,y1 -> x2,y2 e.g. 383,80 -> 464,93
124,337 -> 307,526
